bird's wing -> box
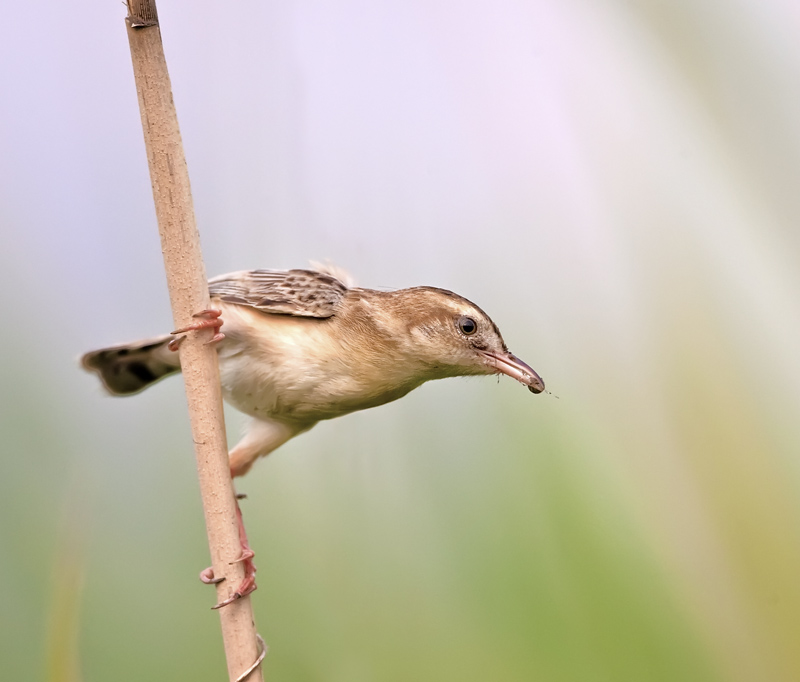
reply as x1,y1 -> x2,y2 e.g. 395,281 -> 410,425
208,269 -> 348,318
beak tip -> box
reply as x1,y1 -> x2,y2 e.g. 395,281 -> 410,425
528,381 -> 545,394
481,350 -> 545,395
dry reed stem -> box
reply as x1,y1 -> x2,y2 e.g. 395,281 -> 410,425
124,2 -> 263,679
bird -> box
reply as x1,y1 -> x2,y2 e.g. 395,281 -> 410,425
83,265 -> 545,473
81,265 -> 545,605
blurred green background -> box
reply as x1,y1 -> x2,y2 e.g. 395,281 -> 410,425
2,0 -> 799,680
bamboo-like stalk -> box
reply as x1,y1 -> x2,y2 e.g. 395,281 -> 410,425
124,2 -> 264,680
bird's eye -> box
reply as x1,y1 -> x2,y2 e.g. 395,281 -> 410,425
457,316 -> 478,335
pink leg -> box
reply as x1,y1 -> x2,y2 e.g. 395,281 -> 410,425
170,309 -> 225,351
200,494 -> 258,610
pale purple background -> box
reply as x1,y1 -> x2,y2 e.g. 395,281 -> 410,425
2,1 -> 800,680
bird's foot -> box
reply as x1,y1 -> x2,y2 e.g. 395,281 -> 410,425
211,553 -> 257,610
169,309 -> 225,351
202,553 -> 257,609
200,493 -> 258,609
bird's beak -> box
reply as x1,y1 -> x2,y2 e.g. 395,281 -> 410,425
480,351 -> 545,394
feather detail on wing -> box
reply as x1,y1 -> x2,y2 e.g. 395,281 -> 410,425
308,261 -> 357,288
208,268 -> 348,318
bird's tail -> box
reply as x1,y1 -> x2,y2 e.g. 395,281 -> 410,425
81,335 -> 181,396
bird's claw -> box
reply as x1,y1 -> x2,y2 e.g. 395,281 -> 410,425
199,567 -> 225,585
202,551 -> 258,609
202,492 -> 258,609
231,548 -> 255,564
170,309 -> 225,351
210,553 -> 257,610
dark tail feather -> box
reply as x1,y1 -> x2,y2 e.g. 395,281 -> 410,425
81,335 -> 181,395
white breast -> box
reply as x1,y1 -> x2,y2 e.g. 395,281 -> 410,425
214,302 -> 420,425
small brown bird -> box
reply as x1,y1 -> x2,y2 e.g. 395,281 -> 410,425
83,266 -> 544,476
82,266 -> 544,605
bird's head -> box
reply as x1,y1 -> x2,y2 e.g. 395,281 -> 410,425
386,286 -> 545,394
